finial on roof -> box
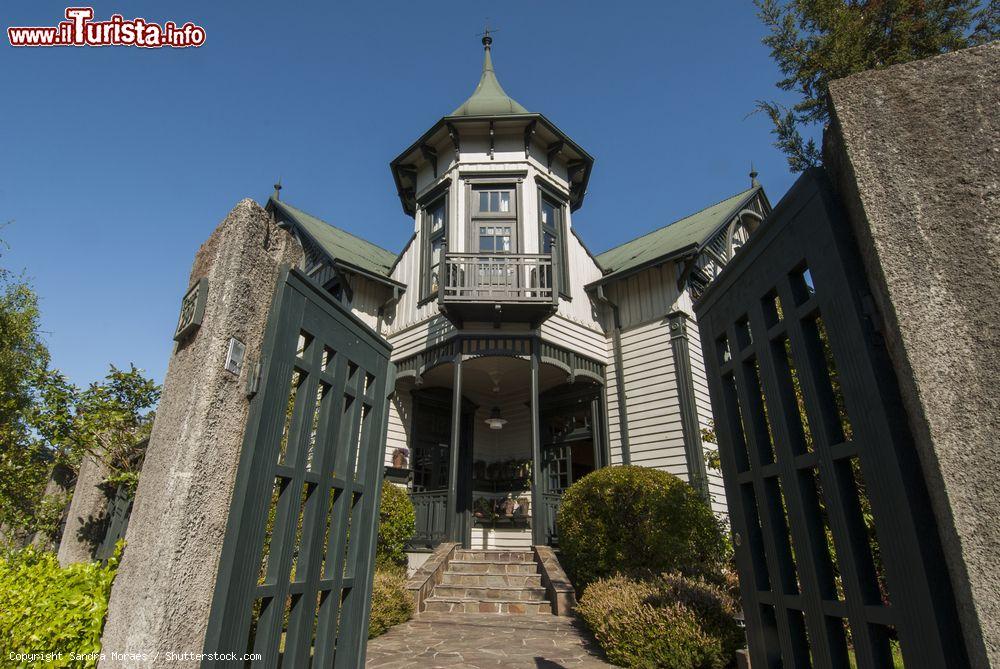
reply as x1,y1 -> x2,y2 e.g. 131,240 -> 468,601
480,23 -> 496,48
749,163 -> 760,188
451,25 -> 528,117
273,178 -> 282,201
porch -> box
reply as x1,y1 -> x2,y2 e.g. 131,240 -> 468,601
392,335 -> 610,551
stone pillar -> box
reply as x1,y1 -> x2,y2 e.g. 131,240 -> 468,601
57,456 -> 111,564
97,199 -> 302,667
824,43 -> 999,667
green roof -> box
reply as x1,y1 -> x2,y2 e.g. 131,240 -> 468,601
269,198 -> 398,278
450,42 -> 529,117
595,187 -> 760,280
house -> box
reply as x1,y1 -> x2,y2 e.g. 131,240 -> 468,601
266,34 -> 770,554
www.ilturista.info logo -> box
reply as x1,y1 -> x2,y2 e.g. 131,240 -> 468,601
8,7 -> 206,48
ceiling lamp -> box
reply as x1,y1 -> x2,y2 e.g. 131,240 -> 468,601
485,406 -> 507,430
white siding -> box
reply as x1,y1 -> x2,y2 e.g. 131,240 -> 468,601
470,527 -> 532,550
688,314 -> 728,515
384,385 -> 413,466
347,275 -> 385,331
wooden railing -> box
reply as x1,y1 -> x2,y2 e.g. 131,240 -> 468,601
410,490 -> 449,549
540,493 -> 562,546
440,252 -> 557,304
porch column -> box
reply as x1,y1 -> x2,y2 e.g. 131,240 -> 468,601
529,343 -> 544,546
446,354 -> 463,544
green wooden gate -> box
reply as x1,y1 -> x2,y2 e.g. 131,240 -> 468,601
694,170 -> 967,668
203,267 -> 394,668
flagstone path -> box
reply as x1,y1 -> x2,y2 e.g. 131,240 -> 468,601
365,612 -> 616,668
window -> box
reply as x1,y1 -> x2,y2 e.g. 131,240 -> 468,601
478,189 -> 512,214
539,193 -> 570,298
478,225 -> 512,253
421,195 -> 447,300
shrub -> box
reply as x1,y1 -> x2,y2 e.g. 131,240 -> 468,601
576,573 -> 743,669
0,544 -> 121,667
557,466 -> 727,589
368,568 -> 412,639
376,482 -> 415,570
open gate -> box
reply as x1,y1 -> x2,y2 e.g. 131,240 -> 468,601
695,170 -> 966,668
203,267 -> 394,668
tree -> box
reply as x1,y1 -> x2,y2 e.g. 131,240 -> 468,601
0,238 -> 54,541
755,0 -> 999,171
0,234 -> 160,544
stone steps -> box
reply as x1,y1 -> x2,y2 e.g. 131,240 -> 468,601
453,549 -> 534,562
440,571 -> 543,588
422,548 -> 553,616
448,560 -> 539,575
432,584 -> 548,601
422,597 -> 552,615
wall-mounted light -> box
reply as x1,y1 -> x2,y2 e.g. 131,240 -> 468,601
485,406 -> 507,431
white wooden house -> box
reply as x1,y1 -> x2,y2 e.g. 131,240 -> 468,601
266,36 -> 770,552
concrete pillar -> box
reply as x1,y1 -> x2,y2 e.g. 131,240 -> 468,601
57,456 -> 110,564
97,199 -> 302,667
824,43 -> 999,667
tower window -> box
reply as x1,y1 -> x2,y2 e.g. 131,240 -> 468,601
421,194 -> 447,300
539,192 -> 570,298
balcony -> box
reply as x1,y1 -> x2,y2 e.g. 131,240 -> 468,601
438,252 -> 558,325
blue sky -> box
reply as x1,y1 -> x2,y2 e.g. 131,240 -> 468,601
1,1 -> 808,388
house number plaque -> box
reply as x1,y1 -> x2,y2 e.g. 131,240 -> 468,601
174,277 -> 208,341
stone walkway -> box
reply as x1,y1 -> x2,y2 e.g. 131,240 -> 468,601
366,612 -> 616,668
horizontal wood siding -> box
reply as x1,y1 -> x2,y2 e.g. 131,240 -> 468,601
606,319 -> 688,475
385,387 -> 413,466
540,314 -> 609,363
687,314 -> 728,515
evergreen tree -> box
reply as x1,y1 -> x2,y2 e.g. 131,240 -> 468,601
756,0 -> 998,171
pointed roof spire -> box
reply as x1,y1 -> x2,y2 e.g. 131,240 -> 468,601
749,163 -> 760,188
450,30 -> 529,117
272,177 -> 282,201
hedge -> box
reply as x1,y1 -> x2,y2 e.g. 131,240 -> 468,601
576,573 -> 743,669
0,545 -> 120,668
368,568 -> 412,638
376,481 -> 415,570
557,466 -> 726,589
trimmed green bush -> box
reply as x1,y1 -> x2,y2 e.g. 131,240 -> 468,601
576,573 -> 743,669
376,481 -> 415,569
0,544 -> 120,668
557,466 -> 726,589
367,568 -> 413,639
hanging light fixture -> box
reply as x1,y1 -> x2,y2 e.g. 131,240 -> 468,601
485,406 -> 507,430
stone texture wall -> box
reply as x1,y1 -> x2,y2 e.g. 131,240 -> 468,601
98,199 -> 302,667
57,456 -> 111,564
824,42 -> 999,668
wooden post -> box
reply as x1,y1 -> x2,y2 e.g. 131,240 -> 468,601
446,355 -> 463,544
530,343 -> 544,546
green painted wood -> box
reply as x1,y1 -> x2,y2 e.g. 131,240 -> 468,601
203,266 -> 393,669
695,170 -> 968,669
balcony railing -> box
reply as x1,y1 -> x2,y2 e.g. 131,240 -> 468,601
439,252 -> 557,305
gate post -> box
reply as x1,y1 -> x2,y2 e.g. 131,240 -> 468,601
824,43 -> 999,667
97,199 -> 302,666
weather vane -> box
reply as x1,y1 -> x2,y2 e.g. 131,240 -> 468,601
478,21 -> 498,47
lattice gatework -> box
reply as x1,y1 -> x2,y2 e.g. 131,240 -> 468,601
695,171 -> 966,669
204,268 -> 394,669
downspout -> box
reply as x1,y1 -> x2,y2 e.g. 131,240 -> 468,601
668,310 -> 710,502
594,284 -> 631,465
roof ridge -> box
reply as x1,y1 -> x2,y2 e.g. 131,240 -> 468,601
595,186 -> 758,259
272,198 -> 399,260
